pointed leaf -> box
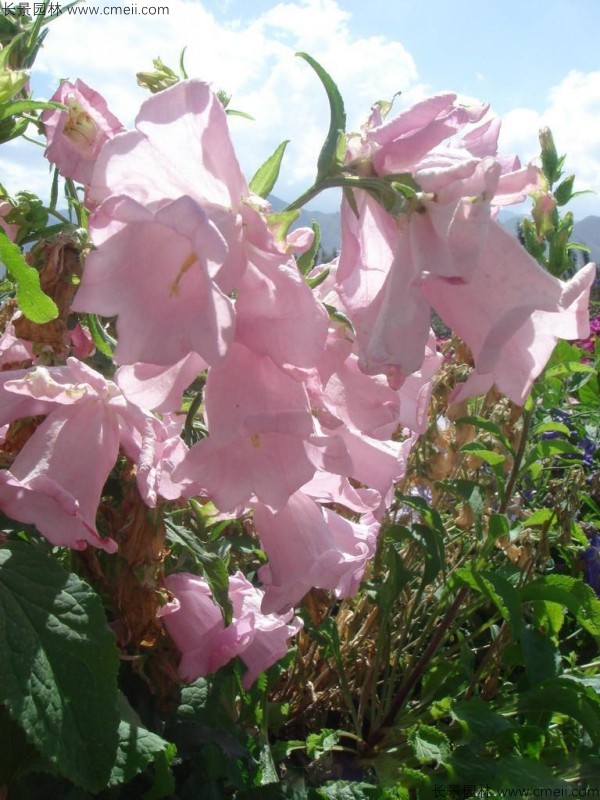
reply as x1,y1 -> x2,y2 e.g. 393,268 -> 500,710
296,52 -> 346,181
249,140 -> 289,199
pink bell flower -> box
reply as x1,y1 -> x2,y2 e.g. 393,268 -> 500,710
175,342 -> 350,512
0,358 -> 185,551
42,78 -> 124,186
72,195 -> 235,367
253,490 -> 378,614
160,571 -> 302,688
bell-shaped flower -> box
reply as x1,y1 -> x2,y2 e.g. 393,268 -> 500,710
234,242 -> 329,371
72,195 -> 235,367
337,190 -> 432,384
174,342 -> 350,512
329,424 -> 417,517
42,78 -> 124,185
367,93 -> 489,175
160,570 -> 302,688
0,358 -> 183,551
115,352 -> 206,414
253,490 -> 378,614
87,79 -> 249,292
422,230 -> 597,404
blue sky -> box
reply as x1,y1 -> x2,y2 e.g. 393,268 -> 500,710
3,0 -> 599,216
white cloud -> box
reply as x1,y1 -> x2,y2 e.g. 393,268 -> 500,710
499,70 -> 600,216
26,0 -> 422,206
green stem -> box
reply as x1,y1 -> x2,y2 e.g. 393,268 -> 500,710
499,403 -> 534,515
373,585 -> 470,736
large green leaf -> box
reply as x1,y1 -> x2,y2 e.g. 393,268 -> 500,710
0,542 -> 119,792
519,678 -> 600,747
0,229 -> 58,323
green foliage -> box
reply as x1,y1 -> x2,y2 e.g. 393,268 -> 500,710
0,542 -> 120,792
0,228 -> 58,322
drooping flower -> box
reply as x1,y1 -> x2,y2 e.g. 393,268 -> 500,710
160,570 -> 302,688
42,78 -> 124,185
72,195 -> 235,367
174,342 -> 350,512
336,94 -> 594,402
0,358 -> 184,551
253,490 -> 378,614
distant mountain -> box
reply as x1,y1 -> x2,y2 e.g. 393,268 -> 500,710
573,216 -> 600,264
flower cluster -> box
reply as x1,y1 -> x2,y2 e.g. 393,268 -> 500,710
0,74 -> 595,686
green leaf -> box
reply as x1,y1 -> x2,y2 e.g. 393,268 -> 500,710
532,421 -> 571,437
86,313 -> 115,358
165,520 -> 232,625
520,625 -> 561,687
322,302 -> 354,332
315,782 -> 381,799
305,728 -> 339,759
0,542 -> 120,792
296,220 -> 321,275
544,360 -> 595,379
306,266 -> 330,289
520,575 -> 600,638
407,724 -> 451,765
266,210 -> 300,244
455,415 -> 515,455
451,696 -> 514,744
0,229 -> 58,323
109,694 -> 174,790
459,442 -> 506,466
519,678 -> 600,747
0,99 -> 65,121
296,52 -> 346,182
0,703 -> 43,787
524,508 -> 555,527
454,568 -> 522,638
553,174 -> 575,206
249,140 -> 290,199
449,753 -> 571,790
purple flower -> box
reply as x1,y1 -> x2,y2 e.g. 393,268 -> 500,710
581,533 -> 600,596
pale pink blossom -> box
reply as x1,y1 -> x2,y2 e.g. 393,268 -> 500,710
72,195 -> 235,367
115,352 -> 206,414
174,342 -> 350,512
0,319 -> 34,366
87,79 -> 249,294
422,237 -> 597,405
234,243 -> 329,370
160,570 -> 302,688
42,78 -> 124,185
335,92 -> 590,401
69,324 -> 96,359
253,491 -> 378,613
0,358 -> 183,550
